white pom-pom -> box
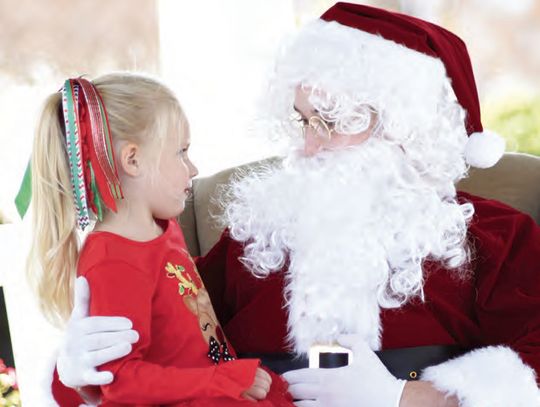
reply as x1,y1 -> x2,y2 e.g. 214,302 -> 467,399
464,130 -> 505,168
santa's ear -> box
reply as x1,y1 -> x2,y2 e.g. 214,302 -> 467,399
119,142 -> 141,177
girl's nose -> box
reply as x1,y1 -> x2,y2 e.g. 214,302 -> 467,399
188,160 -> 199,178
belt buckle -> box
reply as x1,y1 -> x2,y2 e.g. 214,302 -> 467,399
308,344 -> 354,368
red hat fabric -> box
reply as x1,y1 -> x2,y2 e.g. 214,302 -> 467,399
320,2 -> 504,168
321,3 -> 480,135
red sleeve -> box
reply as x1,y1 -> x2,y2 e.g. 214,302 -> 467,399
466,193 -> 540,383
263,368 -> 294,406
84,260 -> 259,405
51,367 -> 85,407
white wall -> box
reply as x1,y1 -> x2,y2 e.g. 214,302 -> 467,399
158,0 -> 296,176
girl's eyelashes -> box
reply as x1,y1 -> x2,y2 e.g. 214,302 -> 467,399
178,146 -> 190,155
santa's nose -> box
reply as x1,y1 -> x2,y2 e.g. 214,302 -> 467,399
303,128 -> 323,156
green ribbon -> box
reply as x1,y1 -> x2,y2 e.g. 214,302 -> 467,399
89,162 -> 104,221
14,161 -> 32,218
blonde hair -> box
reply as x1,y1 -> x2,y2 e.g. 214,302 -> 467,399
27,73 -> 187,327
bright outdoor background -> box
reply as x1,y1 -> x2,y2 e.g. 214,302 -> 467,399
0,0 -> 538,404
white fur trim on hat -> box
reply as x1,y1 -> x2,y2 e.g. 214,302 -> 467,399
421,346 -> 540,407
464,130 -> 505,168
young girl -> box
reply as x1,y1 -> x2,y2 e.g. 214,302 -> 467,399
26,73 -> 292,406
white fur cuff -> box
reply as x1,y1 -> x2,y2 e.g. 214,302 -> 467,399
421,346 -> 540,407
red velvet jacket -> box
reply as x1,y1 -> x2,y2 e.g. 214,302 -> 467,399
198,192 -> 540,384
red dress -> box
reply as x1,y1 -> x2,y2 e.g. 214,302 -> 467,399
52,219 -> 292,406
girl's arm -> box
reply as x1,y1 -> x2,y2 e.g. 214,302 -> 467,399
84,260 -> 260,405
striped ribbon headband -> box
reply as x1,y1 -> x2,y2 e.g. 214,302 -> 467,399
61,78 -> 123,230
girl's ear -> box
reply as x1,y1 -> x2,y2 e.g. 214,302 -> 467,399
119,142 -> 141,177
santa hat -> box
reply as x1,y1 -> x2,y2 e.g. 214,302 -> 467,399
318,2 -> 505,168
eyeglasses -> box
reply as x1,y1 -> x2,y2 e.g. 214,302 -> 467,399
290,113 -> 335,141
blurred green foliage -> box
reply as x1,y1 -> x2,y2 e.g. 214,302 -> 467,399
483,95 -> 540,156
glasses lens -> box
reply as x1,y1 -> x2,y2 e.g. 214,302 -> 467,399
309,116 -> 331,140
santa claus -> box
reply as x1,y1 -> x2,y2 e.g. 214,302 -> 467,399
51,3 -> 540,407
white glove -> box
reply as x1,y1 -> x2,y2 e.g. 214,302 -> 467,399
283,335 -> 406,407
57,277 -> 139,388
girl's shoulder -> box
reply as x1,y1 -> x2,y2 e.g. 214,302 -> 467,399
78,218 -> 188,276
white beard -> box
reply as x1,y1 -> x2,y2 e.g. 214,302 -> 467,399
222,139 -> 472,353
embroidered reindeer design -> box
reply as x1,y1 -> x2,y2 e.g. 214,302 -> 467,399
165,262 -> 198,296
165,259 -> 234,364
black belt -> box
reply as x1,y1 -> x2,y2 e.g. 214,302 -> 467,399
239,345 -> 468,380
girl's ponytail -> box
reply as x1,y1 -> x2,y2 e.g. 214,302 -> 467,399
27,92 -> 79,327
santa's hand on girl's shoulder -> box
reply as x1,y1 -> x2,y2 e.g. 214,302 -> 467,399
57,276 -> 140,388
